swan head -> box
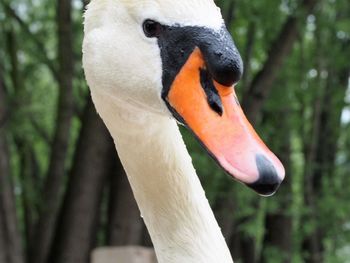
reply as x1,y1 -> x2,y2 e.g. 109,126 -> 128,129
83,0 -> 285,196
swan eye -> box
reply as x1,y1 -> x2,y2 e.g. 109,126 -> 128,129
143,20 -> 162,38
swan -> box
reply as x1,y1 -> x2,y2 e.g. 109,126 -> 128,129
82,0 -> 285,262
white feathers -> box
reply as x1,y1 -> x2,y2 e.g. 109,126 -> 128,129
91,91 -> 233,263
119,0 -> 223,29
86,0 -> 223,30
83,0 -> 224,118
83,0 -> 233,262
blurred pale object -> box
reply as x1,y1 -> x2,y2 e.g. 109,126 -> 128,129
92,247 -> 157,263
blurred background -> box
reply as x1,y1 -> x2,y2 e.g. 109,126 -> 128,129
0,0 -> 349,263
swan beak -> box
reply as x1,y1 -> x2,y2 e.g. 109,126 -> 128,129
166,48 -> 285,196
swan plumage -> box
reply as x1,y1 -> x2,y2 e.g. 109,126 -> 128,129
83,1 -> 285,262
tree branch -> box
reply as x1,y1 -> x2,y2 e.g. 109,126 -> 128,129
242,0 -> 318,124
0,56 -> 25,263
29,117 -> 52,145
29,0 -> 74,262
2,3 -> 59,81
0,67 -> 9,128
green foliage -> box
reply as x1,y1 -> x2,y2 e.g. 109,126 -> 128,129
0,0 -> 349,262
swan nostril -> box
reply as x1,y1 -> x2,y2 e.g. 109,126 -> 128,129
214,51 -> 223,58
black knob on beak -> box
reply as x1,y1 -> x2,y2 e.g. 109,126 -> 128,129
159,25 -> 244,100
199,28 -> 243,87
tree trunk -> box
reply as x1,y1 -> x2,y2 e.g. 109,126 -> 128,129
242,0 -> 318,124
262,214 -> 292,263
240,236 -> 257,263
106,159 -> 144,246
50,98 -> 115,263
229,225 -> 242,261
29,0 -> 74,262
229,216 -> 258,263
260,109 -> 293,263
234,2 -> 318,258
141,224 -> 154,248
222,1 -> 236,27
241,21 -> 256,93
0,206 -> 8,262
0,65 -> 24,263
3,3 -> 58,80
0,120 -> 23,263
213,185 -> 236,241
302,70 -> 349,263
15,141 -> 40,260
301,75 -> 326,263
214,200 -> 236,242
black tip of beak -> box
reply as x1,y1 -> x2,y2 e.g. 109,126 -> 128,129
247,155 -> 282,196
248,179 -> 281,197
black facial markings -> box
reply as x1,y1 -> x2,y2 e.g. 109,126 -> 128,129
199,68 -> 223,116
158,26 -> 198,102
247,154 -> 281,196
152,23 -> 243,125
157,25 -> 243,101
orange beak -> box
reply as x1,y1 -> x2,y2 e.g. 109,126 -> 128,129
166,48 -> 285,195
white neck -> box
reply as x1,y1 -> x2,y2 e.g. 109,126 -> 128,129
92,92 -> 233,263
